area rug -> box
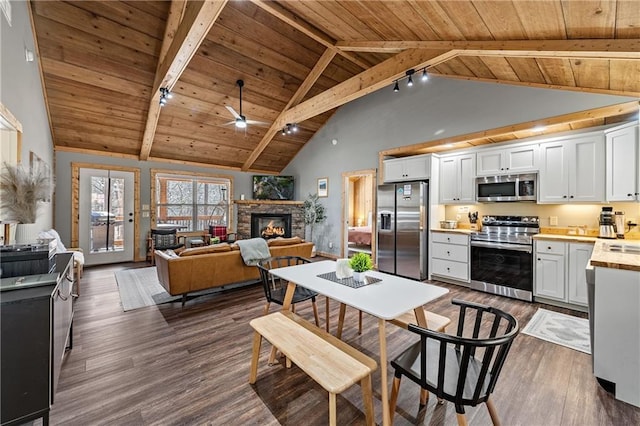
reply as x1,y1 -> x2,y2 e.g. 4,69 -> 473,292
114,267 -> 180,311
522,308 -> 591,354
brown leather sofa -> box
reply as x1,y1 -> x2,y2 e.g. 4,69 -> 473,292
154,238 -> 313,303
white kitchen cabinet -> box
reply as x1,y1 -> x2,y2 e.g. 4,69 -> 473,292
606,123 -> 639,202
567,243 -> 593,306
476,144 -> 539,176
538,133 -> 605,203
384,154 -> 431,182
534,240 -> 593,308
534,241 -> 566,301
431,231 -> 470,283
438,154 -> 475,204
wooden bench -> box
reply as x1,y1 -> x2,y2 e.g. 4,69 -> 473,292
249,311 -> 377,426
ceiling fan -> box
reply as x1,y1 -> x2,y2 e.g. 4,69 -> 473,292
225,79 -> 269,128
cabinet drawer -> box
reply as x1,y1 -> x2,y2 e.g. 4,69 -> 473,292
432,242 -> 468,262
432,232 -> 468,246
432,259 -> 469,281
535,241 -> 566,255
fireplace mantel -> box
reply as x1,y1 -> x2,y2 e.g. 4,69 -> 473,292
234,200 -> 303,206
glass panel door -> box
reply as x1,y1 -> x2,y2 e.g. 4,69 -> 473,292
79,168 -> 134,265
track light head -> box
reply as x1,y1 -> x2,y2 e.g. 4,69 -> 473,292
281,128 -> 286,135
421,68 -> 429,82
407,75 -> 413,87
393,80 -> 399,92
292,123 -> 298,132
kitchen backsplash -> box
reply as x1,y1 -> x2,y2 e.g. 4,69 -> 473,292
444,202 -> 640,238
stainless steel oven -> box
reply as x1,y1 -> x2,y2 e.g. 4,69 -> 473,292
470,216 -> 539,302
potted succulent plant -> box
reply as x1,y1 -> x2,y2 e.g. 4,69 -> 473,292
349,252 -> 373,282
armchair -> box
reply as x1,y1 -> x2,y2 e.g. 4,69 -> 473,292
149,228 -> 185,265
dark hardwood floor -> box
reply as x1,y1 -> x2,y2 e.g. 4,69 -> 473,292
48,261 -> 640,425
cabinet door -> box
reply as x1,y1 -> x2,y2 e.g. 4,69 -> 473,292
506,145 -> 538,173
571,134 -> 605,202
439,157 -> 459,203
458,155 -> 476,202
539,142 -> 569,203
403,156 -> 430,180
383,160 -> 405,182
606,125 -> 639,202
567,243 -> 593,306
535,253 -> 566,301
476,150 -> 503,175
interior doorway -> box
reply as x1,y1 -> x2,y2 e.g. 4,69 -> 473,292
341,169 -> 376,262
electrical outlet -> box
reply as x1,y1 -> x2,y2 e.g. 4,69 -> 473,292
142,211 -> 149,218
328,242 -> 333,249
550,216 -> 558,226
456,214 -> 461,220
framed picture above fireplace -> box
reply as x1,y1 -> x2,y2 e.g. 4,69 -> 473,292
252,175 -> 294,200
317,177 -> 328,197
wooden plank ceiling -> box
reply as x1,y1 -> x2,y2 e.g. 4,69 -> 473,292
30,1 -> 640,173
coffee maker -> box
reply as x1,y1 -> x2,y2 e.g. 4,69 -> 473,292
598,207 -> 616,239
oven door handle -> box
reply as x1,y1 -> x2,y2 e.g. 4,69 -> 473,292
470,240 -> 532,253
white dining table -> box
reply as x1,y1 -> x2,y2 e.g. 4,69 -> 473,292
269,260 -> 449,426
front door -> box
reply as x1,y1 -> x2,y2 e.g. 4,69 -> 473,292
78,168 -> 135,265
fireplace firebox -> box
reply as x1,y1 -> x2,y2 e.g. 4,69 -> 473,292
251,213 -> 292,239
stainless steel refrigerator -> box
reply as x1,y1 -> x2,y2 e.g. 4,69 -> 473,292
377,181 -> 428,280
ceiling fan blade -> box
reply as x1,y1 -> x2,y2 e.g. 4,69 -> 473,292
225,105 -> 241,119
246,119 -> 271,127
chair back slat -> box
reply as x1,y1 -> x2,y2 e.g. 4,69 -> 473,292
256,256 -> 313,306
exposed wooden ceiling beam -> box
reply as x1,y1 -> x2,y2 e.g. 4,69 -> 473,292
276,49 -> 457,128
139,0 -> 227,161
249,0 -> 370,70
436,73 -> 640,98
242,48 -> 337,171
336,39 -> 640,58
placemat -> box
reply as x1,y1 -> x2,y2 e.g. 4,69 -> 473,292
316,272 -> 381,289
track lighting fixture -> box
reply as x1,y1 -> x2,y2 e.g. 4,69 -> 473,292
392,68 -> 430,92
406,69 -> 415,87
421,67 -> 429,82
159,87 -> 172,106
280,123 -> 299,136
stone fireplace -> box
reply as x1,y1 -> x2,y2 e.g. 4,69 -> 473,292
235,200 -> 304,240
251,213 -> 292,239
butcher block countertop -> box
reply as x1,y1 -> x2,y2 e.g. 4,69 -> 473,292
590,240 -> 640,272
533,234 -> 597,244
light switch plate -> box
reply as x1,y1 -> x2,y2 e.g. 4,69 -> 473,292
142,204 -> 149,210
550,216 -> 558,226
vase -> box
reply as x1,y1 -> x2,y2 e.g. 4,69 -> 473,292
353,271 -> 366,282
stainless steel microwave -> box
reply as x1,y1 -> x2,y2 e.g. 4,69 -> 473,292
476,173 -> 537,202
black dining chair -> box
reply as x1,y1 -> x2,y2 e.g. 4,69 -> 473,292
149,228 -> 185,265
389,299 -> 519,425
256,256 -> 320,326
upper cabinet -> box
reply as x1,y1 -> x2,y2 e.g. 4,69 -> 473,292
606,123 -> 639,202
476,144 -> 539,176
384,154 -> 431,182
439,154 -> 475,204
538,133 -> 605,203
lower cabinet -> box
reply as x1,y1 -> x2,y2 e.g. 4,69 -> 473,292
431,231 -> 470,283
534,240 -> 593,308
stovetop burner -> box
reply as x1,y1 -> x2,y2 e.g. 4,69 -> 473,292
472,215 -> 540,245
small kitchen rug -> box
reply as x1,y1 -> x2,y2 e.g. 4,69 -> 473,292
522,308 -> 591,354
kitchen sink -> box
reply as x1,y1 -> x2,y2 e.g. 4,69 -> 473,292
604,243 -> 640,254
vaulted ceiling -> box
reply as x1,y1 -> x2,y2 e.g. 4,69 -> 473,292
30,1 -> 640,173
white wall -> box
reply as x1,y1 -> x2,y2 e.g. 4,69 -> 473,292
283,76 -> 637,255
1,0 -> 54,242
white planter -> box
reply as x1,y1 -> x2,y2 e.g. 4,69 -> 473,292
353,271 -> 366,282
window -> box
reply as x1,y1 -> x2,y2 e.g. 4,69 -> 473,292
152,170 -> 232,232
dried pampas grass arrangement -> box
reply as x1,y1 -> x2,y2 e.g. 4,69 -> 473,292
0,162 -> 50,224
